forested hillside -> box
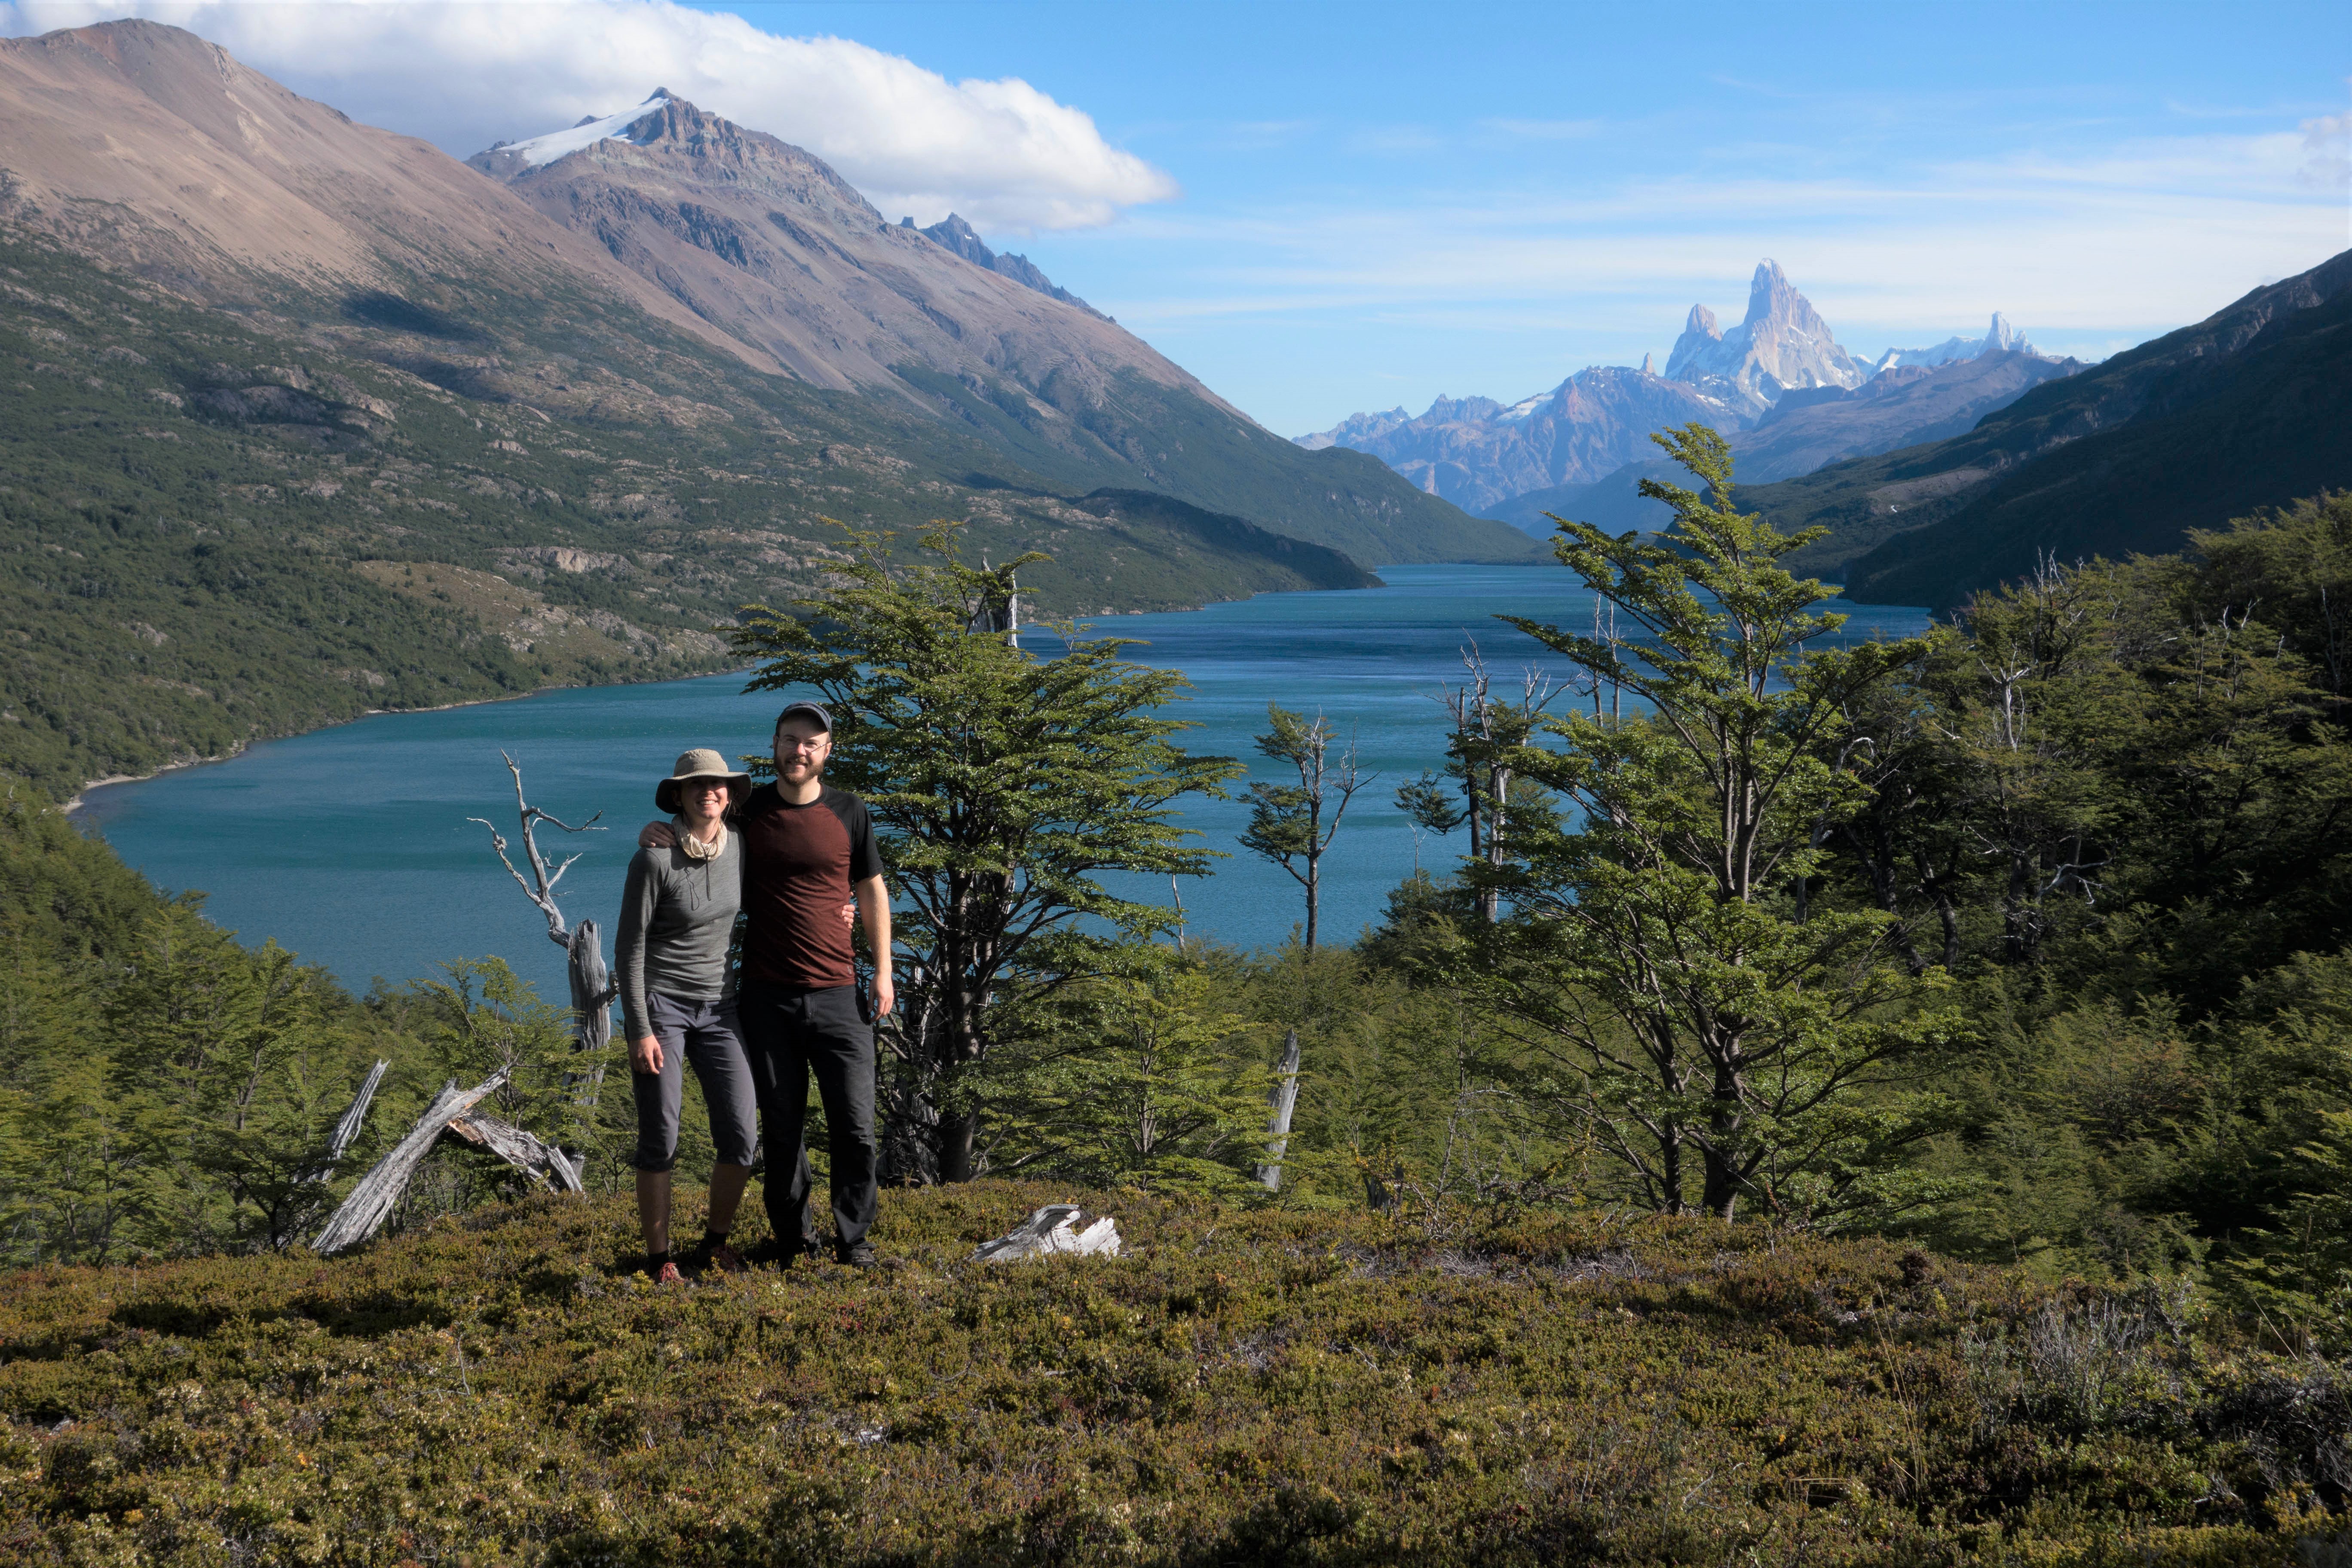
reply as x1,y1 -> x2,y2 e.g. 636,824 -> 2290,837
0,234 -> 1384,796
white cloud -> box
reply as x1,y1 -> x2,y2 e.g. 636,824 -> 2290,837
2300,107 -> 2351,193
1480,118 -> 1603,142
1095,131 -> 2345,340
0,0 -> 1177,232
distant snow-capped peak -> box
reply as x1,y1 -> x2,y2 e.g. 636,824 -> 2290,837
487,92 -> 671,168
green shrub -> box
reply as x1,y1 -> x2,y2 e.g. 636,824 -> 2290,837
3,1183 -> 2345,1565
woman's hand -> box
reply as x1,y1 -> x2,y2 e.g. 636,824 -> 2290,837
631,1034 -> 665,1075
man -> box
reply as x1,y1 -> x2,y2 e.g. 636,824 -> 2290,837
646,700 -> 894,1268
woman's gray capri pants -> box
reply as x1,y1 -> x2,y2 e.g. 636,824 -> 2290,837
631,992 -> 759,1172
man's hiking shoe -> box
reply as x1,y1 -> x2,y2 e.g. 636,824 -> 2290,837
768,1234 -> 824,1270
704,1240 -> 746,1275
652,1260 -> 684,1286
837,1240 -> 878,1271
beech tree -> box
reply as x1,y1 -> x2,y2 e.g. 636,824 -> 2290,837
732,524 -> 1237,1183
1470,424 -> 1961,1222
1238,706 -> 1369,951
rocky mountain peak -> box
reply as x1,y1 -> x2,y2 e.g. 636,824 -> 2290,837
909,212 -> 1094,313
1665,260 -> 1864,411
1664,304 -> 1723,382
1744,259 -> 1835,343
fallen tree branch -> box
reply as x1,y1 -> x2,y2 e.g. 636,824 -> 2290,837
301,1059 -> 389,1184
448,1110 -> 585,1194
312,1069 -> 510,1255
970,1204 -> 1122,1263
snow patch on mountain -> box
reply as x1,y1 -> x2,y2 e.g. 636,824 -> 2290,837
487,92 -> 672,168
1870,312 -> 2035,374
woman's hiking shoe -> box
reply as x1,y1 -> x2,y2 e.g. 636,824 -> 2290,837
837,1239 -> 878,1271
652,1260 -> 684,1286
704,1240 -> 746,1275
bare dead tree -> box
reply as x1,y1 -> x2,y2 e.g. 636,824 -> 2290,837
300,1059 -> 388,1185
1439,641 -> 1561,922
467,752 -> 616,1086
1256,1027 -> 1303,1191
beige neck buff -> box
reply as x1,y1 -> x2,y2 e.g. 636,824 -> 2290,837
674,815 -> 727,862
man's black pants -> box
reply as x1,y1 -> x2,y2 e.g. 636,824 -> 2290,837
740,981 -> 878,1252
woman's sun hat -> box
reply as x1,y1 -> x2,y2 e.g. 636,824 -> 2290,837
654,748 -> 752,814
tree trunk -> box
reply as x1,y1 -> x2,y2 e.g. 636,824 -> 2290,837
1256,1029 -> 1302,1190
567,919 -> 612,1076
937,1110 -> 979,1183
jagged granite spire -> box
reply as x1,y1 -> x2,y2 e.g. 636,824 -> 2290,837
1662,262 -> 1865,411
1665,303 -> 1722,381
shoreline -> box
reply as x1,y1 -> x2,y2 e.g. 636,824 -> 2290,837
61,667 -> 760,817
61,747 -> 246,816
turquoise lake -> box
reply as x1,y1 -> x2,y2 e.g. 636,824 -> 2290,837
77,564 -> 1934,1002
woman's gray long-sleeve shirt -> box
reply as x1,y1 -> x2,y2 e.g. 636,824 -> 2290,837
615,830 -> 741,1042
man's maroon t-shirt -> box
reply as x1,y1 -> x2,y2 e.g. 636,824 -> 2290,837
736,783 -> 884,989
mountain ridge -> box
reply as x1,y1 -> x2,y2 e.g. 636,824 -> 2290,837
460,83 -> 1534,564
1752,245 -> 2352,607
909,212 -> 1096,314
1297,261 -> 2074,522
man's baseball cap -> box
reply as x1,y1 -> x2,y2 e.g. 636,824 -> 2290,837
774,700 -> 833,732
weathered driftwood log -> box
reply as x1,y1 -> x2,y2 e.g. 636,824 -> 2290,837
448,1110 -> 585,1193
312,1069 -> 509,1255
1257,1027 -> 1302,1191
970,1204 -> 1122,1263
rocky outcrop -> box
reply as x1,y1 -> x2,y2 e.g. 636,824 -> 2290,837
1301,260 -> 2080,519
1664,261 -> 1867,414
1294,407 -> 1410,452
0,21 -> 760,366
1868,312 -> 2038,374
467,93 -> 1191,408
910,213 -> 1096,313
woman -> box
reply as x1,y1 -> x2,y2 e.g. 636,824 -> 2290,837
616,747 -> 759,1282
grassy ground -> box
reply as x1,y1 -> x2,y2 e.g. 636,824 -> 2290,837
4,1183 -> 2346,1565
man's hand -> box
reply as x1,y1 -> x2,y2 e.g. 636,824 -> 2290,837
631,1034 -> 665,1075
638,820 -> 677,851
873,970 -> 895,1017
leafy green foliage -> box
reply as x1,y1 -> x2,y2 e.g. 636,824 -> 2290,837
1238,706 -> 1370,951
732,524 -> 1240,1181
1467,426 -> 1961,1221
0,781 -> 634,1265
982,962 -> 1274,1195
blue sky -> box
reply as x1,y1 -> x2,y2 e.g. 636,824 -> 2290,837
734,0 -> 2349,432
10,0 -> 2346,434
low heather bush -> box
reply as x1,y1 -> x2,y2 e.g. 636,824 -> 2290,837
2,1184 -> 2346,1565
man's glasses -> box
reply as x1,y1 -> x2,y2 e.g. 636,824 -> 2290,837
775,735 -> 830,754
